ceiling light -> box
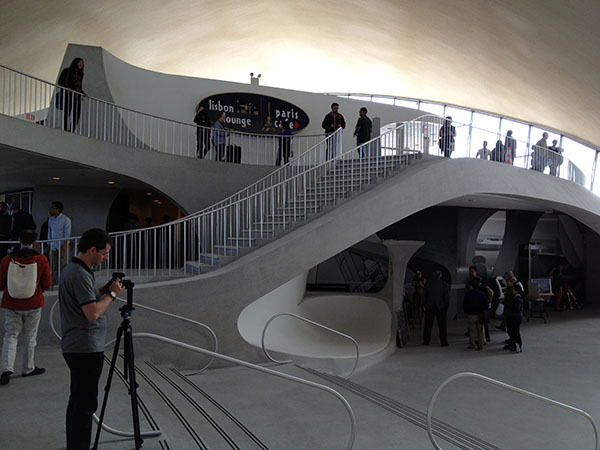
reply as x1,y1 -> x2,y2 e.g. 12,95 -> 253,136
52,176 -> 60,180
146,192 -> 152,196
107,181 -> 115,185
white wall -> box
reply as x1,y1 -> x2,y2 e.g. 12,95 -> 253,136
99,47 -> 425,154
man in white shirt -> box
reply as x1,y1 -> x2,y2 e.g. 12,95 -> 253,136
48,201 -> 72,282
476,141 -> 491,160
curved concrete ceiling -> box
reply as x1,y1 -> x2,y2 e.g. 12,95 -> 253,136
1,1 -> 598,148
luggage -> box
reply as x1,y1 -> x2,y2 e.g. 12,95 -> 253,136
226,145 -> 242,163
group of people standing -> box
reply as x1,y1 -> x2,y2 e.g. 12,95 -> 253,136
321,102 -> 373,159
411,265 -> 524,353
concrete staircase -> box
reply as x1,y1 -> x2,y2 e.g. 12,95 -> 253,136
186,153 -> 421,275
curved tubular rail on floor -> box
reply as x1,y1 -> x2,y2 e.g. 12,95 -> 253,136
261,312 -> 360,379
132,332 -> 357,450
49,298 -> 219,440
426,372 -> 600,450
50,297 -> 218,374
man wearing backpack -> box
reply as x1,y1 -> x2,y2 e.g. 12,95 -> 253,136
0,229 -> 52,385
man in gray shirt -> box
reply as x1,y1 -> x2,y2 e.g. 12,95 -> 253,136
59,228 -> 123,450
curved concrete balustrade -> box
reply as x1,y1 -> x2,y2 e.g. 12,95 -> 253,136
0,113 -> 274,216
238,273 -> 391,373
106,156 -> 600,367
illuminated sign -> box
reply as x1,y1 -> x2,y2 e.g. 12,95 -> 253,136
199,93 -> 310,134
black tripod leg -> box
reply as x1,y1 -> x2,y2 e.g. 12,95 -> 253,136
92,324 -> 124,450
123,325 -> 144,449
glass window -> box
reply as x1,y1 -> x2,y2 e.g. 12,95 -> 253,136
349,95 -> 371,102
562,137 -> 596,189
419,102 -> 444,116
470,113 -> 501,161
394,98 -> 419,109
371,96 -> 394,105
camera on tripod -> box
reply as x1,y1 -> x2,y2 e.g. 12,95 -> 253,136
103,272 -> 136,315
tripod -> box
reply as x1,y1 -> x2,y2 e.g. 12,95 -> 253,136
93,281 -> 143,449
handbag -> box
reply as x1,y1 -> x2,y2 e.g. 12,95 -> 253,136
55,91 -> 64,110
495,303 -> 504,316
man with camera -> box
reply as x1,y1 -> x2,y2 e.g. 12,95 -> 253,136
59,228 -> 124,450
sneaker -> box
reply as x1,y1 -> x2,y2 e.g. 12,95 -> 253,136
0,371 -> 12,385
22,367 -> 45,377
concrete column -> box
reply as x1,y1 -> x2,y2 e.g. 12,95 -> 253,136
493,210 -> 542,277
382,240 -> 425,346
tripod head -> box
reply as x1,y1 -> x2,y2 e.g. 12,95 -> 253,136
109,272 -> 136,318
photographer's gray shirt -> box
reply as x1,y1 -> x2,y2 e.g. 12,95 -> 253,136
59,257 -> 107,353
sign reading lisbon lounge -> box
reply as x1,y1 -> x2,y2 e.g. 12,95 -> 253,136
199,93 -> 310,134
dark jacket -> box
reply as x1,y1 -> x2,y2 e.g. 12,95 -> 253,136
322,112 -> 346,133
9,210 -> 36,240
0,248 -> 52,309
508,294 -> 523,317
463,288 -> 487,316
0,212 -> 10,239
423,278 -> 449,310
193,109 -> 211,128
354,115 -> 372,143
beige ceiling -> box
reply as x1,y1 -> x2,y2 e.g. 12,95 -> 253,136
1,0 -> 598,149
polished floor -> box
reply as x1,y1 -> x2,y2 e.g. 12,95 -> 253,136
2,307 -> 599,450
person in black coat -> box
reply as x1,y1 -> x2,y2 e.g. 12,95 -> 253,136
321,103 -> 346,160
58,57 -> 86,132
422,270 -> 450,347
8,202 -> 36,253
193,104 -> 211,158
504,284 -> 524,352
438,116 -> 455,157
353,107 -> 372,158
463,279 -> 487,350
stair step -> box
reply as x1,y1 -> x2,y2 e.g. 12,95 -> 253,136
213,245 -> 245,256
185,260 -> 217,275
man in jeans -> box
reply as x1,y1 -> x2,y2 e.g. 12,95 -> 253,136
59,228 -> 124,449
0,229 -> 52,385
48,200 -> 72,282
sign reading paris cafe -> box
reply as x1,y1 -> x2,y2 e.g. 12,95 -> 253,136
198,93 -> 310,134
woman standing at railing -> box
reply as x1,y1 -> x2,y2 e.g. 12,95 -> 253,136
213,112 -> 227,161
58,57 -> 86,132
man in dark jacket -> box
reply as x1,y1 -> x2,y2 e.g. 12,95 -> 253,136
463,279 -> 487,350
8,201 -> 36,253
321,103 -> 346,160
353,107 -> 372,158
422,270 -> 450,347
193,104 -> 211,158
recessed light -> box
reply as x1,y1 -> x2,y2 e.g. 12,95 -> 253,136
52,176 -> 60,181
107,181 -> 115,185
146,192 -> 152,196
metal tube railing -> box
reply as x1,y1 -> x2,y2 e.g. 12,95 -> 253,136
131,332 -> 356,450
261,312 -> 360,379
0,64 -> 327,166
426,372 -> 599,450
1,115 -> 590,284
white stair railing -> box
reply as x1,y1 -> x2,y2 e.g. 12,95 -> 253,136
0,64 -> 326,165
427,372 -> 599,450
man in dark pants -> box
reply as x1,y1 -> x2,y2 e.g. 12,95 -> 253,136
422,270 -> 450,347
321,102 -> 346,160
353,107 -> 372,157
193,104 -> 211,158
59,228 -> 124,449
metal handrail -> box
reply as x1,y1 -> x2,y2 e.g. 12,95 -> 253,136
131,332 -> 356,450
426,372 -> 599,450
49,297 -> 219,439
261,312 -> 360,379
49,298 -> 218,374
0,64 -> 328,165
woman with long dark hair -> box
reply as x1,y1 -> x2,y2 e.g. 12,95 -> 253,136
58,57 -> 86,132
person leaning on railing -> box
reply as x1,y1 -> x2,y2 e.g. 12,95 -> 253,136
547,139 -> 564,176
58,57 -> 87,133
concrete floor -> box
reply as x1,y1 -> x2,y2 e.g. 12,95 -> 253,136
2,307 -> 599,450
